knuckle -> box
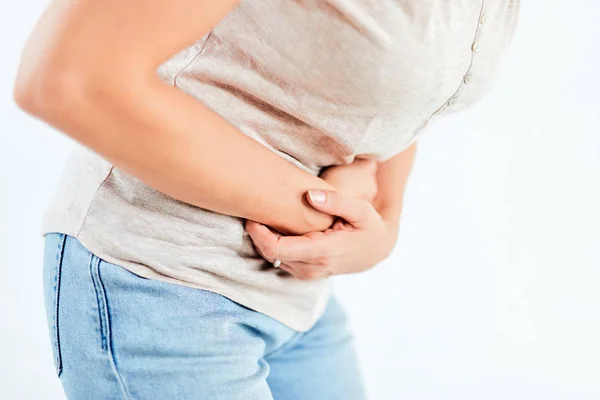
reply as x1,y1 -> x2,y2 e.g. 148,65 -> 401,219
261,245 -> 278,260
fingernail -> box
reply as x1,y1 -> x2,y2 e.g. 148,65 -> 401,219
308,190 -> 327,203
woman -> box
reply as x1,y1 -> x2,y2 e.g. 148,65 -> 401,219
14,0 -> 519,398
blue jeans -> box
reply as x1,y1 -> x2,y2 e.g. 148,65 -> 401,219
43,233 -> 366,399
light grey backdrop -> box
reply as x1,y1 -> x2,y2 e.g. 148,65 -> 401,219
1,1 -> 599,399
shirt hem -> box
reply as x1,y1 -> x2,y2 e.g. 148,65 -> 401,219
41,227 -> 330,333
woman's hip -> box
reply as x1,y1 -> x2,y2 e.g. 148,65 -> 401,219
42,233 -> 294,399
42,233 -> 364,399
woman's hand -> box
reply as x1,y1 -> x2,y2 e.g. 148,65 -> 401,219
246,189 -> 399,280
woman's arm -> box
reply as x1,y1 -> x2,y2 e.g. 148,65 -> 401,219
373,142 -> 417,228
13,0 -> 336,235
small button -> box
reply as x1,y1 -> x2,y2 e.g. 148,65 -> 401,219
447,96 -> 458,106
463,73 -> 473,84
472,42 -> 480,53
479,14 -> 487,25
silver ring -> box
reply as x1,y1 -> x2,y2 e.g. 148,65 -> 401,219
273,259 -> 282,268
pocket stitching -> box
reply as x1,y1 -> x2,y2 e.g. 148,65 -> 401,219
52,234 -> 67,376
89,254 -> 108,350
89,257 -> 133,399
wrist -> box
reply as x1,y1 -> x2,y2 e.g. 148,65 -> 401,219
376,201 -> 402,225
376,213 -> 400,262
385,218 -> 399,246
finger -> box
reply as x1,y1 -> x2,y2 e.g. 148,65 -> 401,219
254,245 -> 274,264
289,261 -> 335,280
332,218 -> 353,231
246,220 -> 282,240
279,263 -> 328,281
284,258 -> 328,269
306,190 -> 374,228
246,221 -> 335,262
245,220 -> 279,262
278,263 -> 313,281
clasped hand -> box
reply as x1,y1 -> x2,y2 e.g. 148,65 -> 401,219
246,160 -> 398,280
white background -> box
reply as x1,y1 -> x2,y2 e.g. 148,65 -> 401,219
1,1 -> 599,399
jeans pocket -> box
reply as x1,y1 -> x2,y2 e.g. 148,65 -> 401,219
43,233 -> 67,377
89,256 -> 110,351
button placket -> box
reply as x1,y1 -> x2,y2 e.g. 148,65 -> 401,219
421,1 -> 487,123
446,1 -> 486,108
463,73 -> 473,84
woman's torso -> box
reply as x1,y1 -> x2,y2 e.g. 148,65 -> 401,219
43,0 -> 519,331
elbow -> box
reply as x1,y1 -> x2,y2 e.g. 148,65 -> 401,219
13,54 -> 144,126
13,60 -> 96,122
12,70 -> 43,117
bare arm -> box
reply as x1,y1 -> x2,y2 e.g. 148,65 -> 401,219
13,0 -> 335,235
374,143 -> 417,230
245,143 -> 418,279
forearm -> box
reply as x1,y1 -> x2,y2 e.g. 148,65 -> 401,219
373,143 -> 417,227
13,0 -> 340,235
16,74 -> 335,235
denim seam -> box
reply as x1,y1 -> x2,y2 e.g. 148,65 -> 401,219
89,254 -> 108,350
264,331 -> 304,360
52,233 -> 67,376
95,258 -> 133,400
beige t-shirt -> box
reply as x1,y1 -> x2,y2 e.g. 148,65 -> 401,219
42,0 -> 520,331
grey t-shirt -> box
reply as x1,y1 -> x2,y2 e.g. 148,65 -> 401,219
42,0 -> 520,331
